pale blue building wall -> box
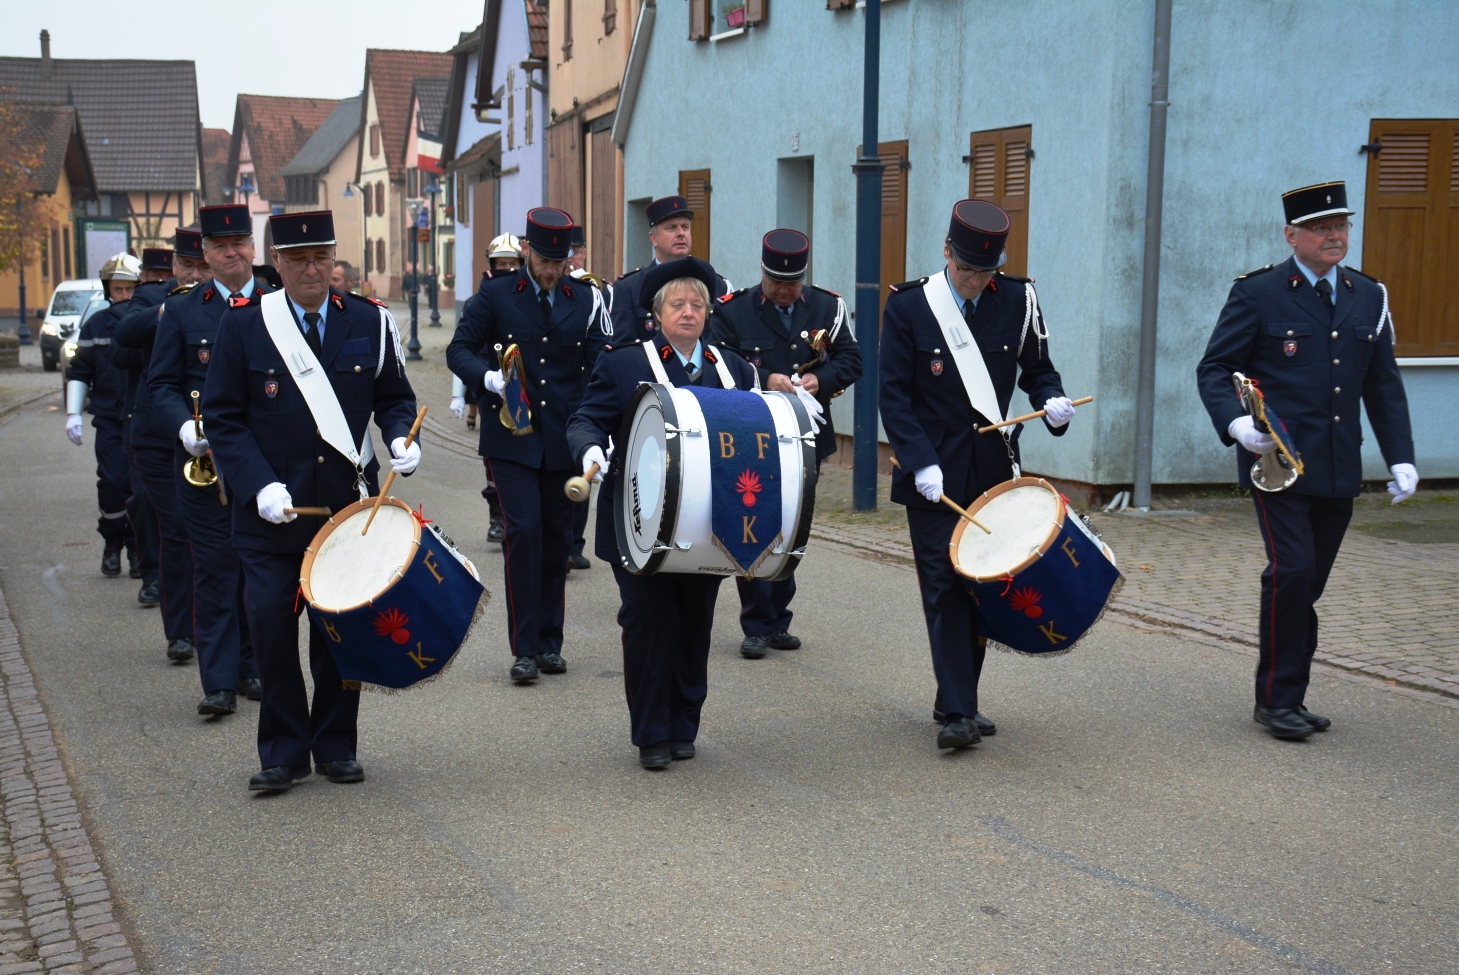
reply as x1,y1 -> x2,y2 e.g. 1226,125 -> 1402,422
622,0 -> 1459,486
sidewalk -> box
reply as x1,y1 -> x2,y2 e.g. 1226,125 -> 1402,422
809,466 -> 1459,700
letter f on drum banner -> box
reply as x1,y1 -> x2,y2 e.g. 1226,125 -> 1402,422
688,387 -> 783,577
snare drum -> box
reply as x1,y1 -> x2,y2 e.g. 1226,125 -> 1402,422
614,382 -> 817,579
949,477 -> 1121,656
300,498 -> 488,690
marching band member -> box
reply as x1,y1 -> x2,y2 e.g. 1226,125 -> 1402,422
879,200 -> 1075,751
204,210 -> 420,792
609,196 -> 730,346
148,204 -> 272,717
708,229 -> 862,658
566,222 -> 612,572
1196,181 -> 1417,740
567,257 -> 758,769
447,208 -> 608,684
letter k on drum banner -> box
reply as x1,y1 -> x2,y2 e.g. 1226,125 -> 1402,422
686,387 -> 783,577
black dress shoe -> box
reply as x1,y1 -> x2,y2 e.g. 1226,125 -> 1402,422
639,743 -> 672,769
127,548 -> 142,579
569,553 -> 591,571
248,766 -> 310,792
487,514 -> 505,544
137,582 -> 160,607
237,677 -> 263,701
668,740 -> 696,760
166,638 -> 195,664
315,759 -> 365,784
1295,705 -> 1331,731
767,629 -> 801,650
1253,705 -> 1316,740
537,653 -> 567,674
510,656 -> 539,683
936,716 -> 981,750
100,545 -> 122,578
932,697 -> 997,736
197,690 -> 237,716
740,635 -> 768,659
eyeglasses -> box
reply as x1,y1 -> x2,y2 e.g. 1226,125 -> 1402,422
951,261 -> 996,275
1296,220 -> 1351,236
278,254 -> 335,270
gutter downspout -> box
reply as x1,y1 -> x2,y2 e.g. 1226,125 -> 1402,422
610,1 -> 656,149
1131,0 -> 1172,510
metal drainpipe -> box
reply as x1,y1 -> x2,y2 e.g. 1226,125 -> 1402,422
1131,0 -> 1172,510
852,0 -> 882,512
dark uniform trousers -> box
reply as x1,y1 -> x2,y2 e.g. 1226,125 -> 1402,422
488,459 -> 573,658
91,416 -> 133,546
613,566 -> 721,747
125,453 -> 159,586
174,460 -> 255,692
908,507 -> 988,719
133,447 -> 192,639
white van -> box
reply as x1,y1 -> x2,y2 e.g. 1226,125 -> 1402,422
39,278 -> 104,372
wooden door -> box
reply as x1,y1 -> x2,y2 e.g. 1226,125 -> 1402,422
967,125 -> 1032,277
1362,119 -> 1459,357
858,140 -> 908,311
546,119 -> 584,223
678,168 -> 712,262
590,126 -> 617,280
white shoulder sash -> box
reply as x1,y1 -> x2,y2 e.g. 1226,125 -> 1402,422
641,341 -> 738,390
923,271 -> 1004,427
705,344 -> 737,389
259,291 -> 374,476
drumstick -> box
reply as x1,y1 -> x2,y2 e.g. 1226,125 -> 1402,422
564,463 -> 600,503
887,456 -> 991,534
977,396 -> 1093,434
284,507 -> 332,517
362,405 -> 428,536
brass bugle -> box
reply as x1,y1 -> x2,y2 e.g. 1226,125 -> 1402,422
183,390 -> 226,504
565,463 -> 600,503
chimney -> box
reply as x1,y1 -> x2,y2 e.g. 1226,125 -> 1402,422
40,30 -> 52,79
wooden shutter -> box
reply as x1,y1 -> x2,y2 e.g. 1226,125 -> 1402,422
369,124 -> 380,158
472,178 -> 495,271
455,175 -> 468,226
590,126 -> 616,279
827,0 -> 856,8
603,0 -> 617,35
745,0 -> 767,25
1362,119 -> 1459,357
376,182 -> 385,217
967,125 -> 1032,277
689,0 -> 710,39
546,119 -> 584,223
562,0 -> 574,60
678,169 -> 711,261
857,141 -> 909,311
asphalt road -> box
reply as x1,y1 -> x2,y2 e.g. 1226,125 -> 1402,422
1,393 -> 1456,975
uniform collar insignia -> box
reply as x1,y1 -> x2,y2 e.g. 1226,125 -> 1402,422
515,278 -> 527,292
705,348 -> 717,363
660,342 -> 673,360
228,294 -> 249,308
331,292 -> 345,311
202,287 -> 214,302
988,278 -> 998,293
1288,275 -> 1302,289
562,282 -> 573,299
1342,275 -> 1354,291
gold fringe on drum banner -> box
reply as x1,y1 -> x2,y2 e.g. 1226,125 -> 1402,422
984,573 -> 1125,659
340,587 -> 492,694
710,530 -> 786,581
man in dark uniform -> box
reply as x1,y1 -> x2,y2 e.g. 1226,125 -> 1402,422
204,209 -> 421,792
115,232 -> 209,664
708,229 -> 863,657
567,257 -> 759,769
1196,181 -> 1417,741
149,204 -> 271,717
566,222 -> 612,572
65,253 -> 142,581
609,196 -> 731,345
448,208 -> 608,684
880,200 -> 1077,751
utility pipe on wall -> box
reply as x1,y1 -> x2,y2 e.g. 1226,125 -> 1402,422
610,1 -> 657,150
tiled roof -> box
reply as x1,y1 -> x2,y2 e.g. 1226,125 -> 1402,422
14,104 -> 96,198
413,78 -> 451,140
0,56 -> 200,192
363,49 -> 455,180
281,96 -> 361,178
230,95 -> 340,202
526,1 -> 549,62
200,127 -> 230,205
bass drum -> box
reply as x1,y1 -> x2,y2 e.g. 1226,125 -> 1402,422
613,382 -> 817,580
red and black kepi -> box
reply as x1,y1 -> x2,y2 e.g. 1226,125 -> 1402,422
198,204 -> 251,239
140,248 -> 173,271
173,226 -> 204,259
639,256 -> 719,313
569,224 -> 586,249
270,210 -> 337,249
524,207 -> 574,260
1281,181 -> 1353,226
947,199 -> 1010,271
645,195 -> 692,228
760,229 -> 809,281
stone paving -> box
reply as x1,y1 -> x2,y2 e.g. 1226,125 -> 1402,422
0,593 -> 140,974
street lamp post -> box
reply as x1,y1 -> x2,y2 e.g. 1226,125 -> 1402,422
237,172 -> 254,209
15,201 -> 30,345
423,177 -> 441,327
405,202 -> 423,361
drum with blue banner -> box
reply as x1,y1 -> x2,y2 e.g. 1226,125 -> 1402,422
299,498 -> 488,690
614,382 -> 817,580
949,477 -> 1122,656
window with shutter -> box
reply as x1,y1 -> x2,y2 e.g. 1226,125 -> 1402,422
678,169 -> 712,261
827,0 -> 856,9
689,0 -> 710,40
855,141 -> 909,311
603,0 -> 616,35
1362,118 -> 1459,357
362,183 -> 373,216
376,182 -> 385,217
377,239 -> 386,274
966,125 -> 1032,277
745,0 -> 767,25
455,175 -> 468,226
407,168 -> 419,199
547,119 -> 584,220
369,124 -> 380,158
563,0 -> 574,59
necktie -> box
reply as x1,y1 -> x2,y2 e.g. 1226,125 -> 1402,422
539,291 -> 553,328
303,312 -> 323,358
963,299 -> 976,326
1315,278 -> 1334,311
776,303 -> 794,337
685,358 -> 702,384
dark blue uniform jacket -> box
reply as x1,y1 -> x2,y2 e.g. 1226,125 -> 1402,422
446,265 -> 608,470
609,264 -> 731,346
68,301 -> 128,420
115,281 -> 186,449
202,288 -> 418,553
1195,257 -> 1414,497
567,333 -> 758,563
879,272 -> 1066,511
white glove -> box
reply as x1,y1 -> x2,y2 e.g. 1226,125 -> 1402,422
483,370 -> 506,396
914,464 -> 944,502
179,421 -> 210,458
390,437 -> 421,475
791,376 -> 827,429
582,445 -> 607,482
1228,415 -> 1277,455
450,396 -> 466,419
1043,396 -> 1075,428
1387,463 -> 1419,505
256,482 -> 296,524
65,415 -> 84,446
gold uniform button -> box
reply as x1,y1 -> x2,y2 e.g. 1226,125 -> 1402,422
267,368 -> 276,375
542,337 -> 549,343
1333,358 -> 1340,365
540,400 -> 547,407
1334,415 -> 1341,422
1334,386 -> 1341,394
539,379 -> 547,386
540,358 -> 546,364
354,365 -> 361,373
1330,330 -> 1338,339
317,456 -> 325,464
1286,330 -> 1294,337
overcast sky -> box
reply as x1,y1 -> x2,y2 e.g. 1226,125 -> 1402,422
1,1 -> 486,130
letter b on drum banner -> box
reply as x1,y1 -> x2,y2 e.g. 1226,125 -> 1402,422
687,387 -> 783,577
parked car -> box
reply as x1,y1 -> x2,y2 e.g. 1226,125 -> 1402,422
39,279 -> 104,372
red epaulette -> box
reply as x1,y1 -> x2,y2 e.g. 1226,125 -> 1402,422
719,292 -> 738,305
202,287 -> 215,303
331,293 -> 346,311
367,296 -> 388,307
228,295 -> 250,308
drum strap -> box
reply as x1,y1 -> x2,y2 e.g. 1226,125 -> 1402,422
640,340 -> 738,390
259,291 -> 374,492
923,271 -> 1005,429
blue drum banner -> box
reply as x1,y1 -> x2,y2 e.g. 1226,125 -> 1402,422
687,387 -> 783,577
498,344 -> 534,435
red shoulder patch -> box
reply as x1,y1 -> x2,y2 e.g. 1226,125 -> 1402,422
368,296 -> 388,307
705,348 -> 718,364
988,278 -> 998,293
202,288 -> 214,302
515,279 -> 527,293
331,293 -> 346,311
228,295 -> 250,308
660,344 -> 673,361
562,283 -> 573,299
718,292 -> 736,304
